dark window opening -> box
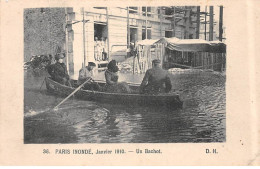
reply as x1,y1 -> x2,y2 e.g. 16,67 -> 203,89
165,8 -> 173,15
129,7 -> 138,14
142,28 -> 152,40
147,7 -> 151,17
142,29 -> 146,40
130,28 -> 138,42
94,23 -> 107,40
142,7 -> 151,17
165,31 -> 172,38
147,29 -> 151,39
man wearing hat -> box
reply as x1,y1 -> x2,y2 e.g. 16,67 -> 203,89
47,53 -> 71,86
139,59 -> 172,94
78,62 -> 100,90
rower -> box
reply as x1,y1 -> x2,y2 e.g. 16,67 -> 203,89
78,62 -> 100,90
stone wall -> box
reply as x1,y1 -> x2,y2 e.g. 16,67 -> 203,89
24,8 -> 66,62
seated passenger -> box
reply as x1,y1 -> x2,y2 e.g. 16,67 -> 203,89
78,62 -> 100,91
140,59 -> 172,94
104,60 -> 131,93
47,53 -> 71,87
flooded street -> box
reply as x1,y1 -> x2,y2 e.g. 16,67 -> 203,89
24,70 -> 226,143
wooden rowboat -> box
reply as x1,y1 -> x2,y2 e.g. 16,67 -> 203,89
45,77 -> 183,108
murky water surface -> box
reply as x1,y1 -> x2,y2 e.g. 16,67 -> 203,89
24,70 -> 226,143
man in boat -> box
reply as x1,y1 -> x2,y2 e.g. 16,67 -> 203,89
78,62 -> 100,90
47,53 -> 71,87
139,59 -> 172,94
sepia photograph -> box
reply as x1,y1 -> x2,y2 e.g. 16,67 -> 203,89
1,0 -> 260,165
23,6 -> 226,144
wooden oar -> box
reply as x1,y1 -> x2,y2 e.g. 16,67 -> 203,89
39,78 -> 45,90
53,78 -> 92,110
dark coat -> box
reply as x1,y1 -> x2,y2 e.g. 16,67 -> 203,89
105,69 -> 118,85
140,66 -> 172,94
47,62 -> 70,83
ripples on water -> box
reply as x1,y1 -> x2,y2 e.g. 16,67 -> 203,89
24,70 -> 226,143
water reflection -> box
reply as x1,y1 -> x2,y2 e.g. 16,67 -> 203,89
24,70 -> 226,143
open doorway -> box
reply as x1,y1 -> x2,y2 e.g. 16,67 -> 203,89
94,23 -> 107,40
130,28 -> 137,43
94,23 -> 108,61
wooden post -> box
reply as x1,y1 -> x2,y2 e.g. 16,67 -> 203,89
219,6 -> 223,41
106,7 -> 110,60
161,44 -> 163,65
82,7 -> 86,66
202,52 -> 205,69
194,52 -> 197,67
209,6 -> 214,41
145,6 -> 148,39
208,53 -> 210,69
148,46 -> 152,68
211,53 -> 213,70
172,6 -> 176,37
65,8 -> 69,71
204,6 -> 207,40
185,6 -> 190,39
196,6 -> 200,39
127,7 -> 130,48
160,7 -> 163,38
127,7 -> 130,58
220,54 -> 223,72
174,7 -> 176,37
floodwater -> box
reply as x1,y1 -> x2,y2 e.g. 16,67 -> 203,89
24,70 -> 226,143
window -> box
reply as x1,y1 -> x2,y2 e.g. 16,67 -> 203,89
142,6 -> 151,17
129,7 -> 138,14
165,31 -> 172,38
142,28 -> 152,40
147,29 -> 151,39
147,7 -> 151,17
157,8 -> 160,15
130,28 -> 138,42
142,29 -> 146,40
165,8 -> 173,15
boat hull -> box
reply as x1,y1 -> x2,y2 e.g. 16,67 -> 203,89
45,77 -> 183,108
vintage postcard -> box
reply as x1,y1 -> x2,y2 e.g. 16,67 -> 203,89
0,0 -> 259,166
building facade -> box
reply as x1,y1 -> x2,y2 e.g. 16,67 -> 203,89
24,7 -> 225,75
66,7 -> 202,75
